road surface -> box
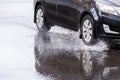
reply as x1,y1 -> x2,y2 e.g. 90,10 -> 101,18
0,1 -> 120,80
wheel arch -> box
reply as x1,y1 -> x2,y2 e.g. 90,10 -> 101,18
79,11 -> 93,28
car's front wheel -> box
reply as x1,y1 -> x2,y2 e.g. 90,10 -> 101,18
81,15 -> 97,45
36,6 -> 51,31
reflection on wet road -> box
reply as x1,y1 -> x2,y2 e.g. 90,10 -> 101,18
34,27 -> 120,80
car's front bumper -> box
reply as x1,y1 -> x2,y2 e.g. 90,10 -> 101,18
97,13 -> 120,39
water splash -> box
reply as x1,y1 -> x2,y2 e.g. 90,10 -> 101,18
50,26 -> 109,52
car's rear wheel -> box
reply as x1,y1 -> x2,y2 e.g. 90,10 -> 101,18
81,15 -> 97,45
36,6 -> 51,31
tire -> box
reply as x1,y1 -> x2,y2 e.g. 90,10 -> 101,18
35,6 -> 51,31
81,15 -> 97,45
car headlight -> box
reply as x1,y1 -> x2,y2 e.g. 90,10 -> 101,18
96,2 -> 120,16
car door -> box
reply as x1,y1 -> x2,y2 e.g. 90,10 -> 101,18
57,0 -> 78,30
44,0 -> 57,21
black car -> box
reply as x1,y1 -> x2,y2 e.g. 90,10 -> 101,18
34,0 -> 120,45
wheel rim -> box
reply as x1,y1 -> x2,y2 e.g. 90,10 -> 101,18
82,19 -> 93,43
82,52 -> 93,76
36,8 -> 44,29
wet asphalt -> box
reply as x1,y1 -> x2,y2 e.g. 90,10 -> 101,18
34,28 -> 120,80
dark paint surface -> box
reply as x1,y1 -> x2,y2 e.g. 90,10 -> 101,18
34,29 -> 120,80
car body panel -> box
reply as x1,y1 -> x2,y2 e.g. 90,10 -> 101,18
57,0 -> 78,27
44,0 -> 57,21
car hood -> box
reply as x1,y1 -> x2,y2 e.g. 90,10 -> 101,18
96,0 -> 120,7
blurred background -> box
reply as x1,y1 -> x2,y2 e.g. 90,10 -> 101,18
0,0 -> 52,80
